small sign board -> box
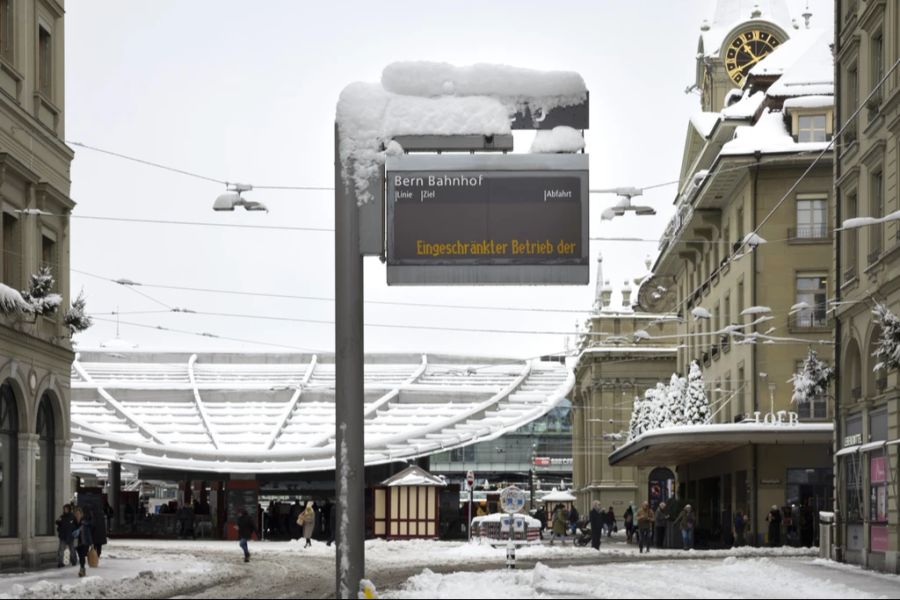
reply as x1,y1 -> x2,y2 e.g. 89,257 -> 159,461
499,485 -> 527,514
386,154 -> 589,285
466,470 -> 475,486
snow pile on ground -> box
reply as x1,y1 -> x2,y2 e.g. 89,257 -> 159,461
382,557 -> 887,599
0,551 -> 218,599
337,62 -> 587,204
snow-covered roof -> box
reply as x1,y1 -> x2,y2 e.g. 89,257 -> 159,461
382,465 -> 446,487
69,351 -> 573,474
782,95 -> 833,110
763,31 -> 833,97
689,112 -> 720,138
609,422 -> 833,467
720,108 -> 827,155
539,488 -> 576,503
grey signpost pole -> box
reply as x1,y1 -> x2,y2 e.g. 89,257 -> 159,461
335,123 -> 365,599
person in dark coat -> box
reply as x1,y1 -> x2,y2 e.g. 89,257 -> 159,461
56,504 -> 78,567
588,501 -> 604,550
325,502 -> 336,546
733,510 -> 747,547
237,508 -> 258,562
654,502 -> 669,548
766,505 -> 782,547
623,505 -> 635,543
89,505 -> 108,558
73,506 -> 95,577
534,507 -> 547,539
604,507 -> 616,537
799,498 -> 815,548
288,500 -> 301,540
568,504 -> 580,535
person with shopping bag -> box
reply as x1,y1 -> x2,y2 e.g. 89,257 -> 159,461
72,507 -> 97,577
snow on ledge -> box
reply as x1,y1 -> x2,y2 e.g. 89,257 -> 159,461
530,126 -> 585,153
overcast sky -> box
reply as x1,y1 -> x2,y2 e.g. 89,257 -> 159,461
64,0 -> 833,359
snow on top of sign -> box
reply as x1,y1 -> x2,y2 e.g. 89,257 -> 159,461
740,306 -> 772,316
382,62 -> 586,104
530,126 -> 585,154
337,62 -> 587,204
783,95 -> 833,110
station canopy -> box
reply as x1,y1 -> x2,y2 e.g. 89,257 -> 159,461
70,351 -> 573,474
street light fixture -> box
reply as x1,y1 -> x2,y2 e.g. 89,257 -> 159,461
594,187 -> 656,220
213,183 -> 268,212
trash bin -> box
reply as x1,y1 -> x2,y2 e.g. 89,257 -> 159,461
817,511 -> 834,560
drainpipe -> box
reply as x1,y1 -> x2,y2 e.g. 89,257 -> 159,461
750,151 -> 761,546
833,0 -> 844,563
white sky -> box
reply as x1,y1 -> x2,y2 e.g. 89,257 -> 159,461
64,0 -> 833,358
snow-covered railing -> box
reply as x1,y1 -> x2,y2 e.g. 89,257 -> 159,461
265,355 -> 318,449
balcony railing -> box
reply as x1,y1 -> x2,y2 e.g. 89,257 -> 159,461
868,248 -> 882,265
788,225 -> 830,241
720,334 -> 730,353
843,265 -> 857,282
851,386 -> 862,400
789,311 -> 829,330
702,351 -> 710,366
710,344 -> 720,360
876,377 -> 887,393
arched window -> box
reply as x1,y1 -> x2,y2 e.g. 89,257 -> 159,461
35,395 -> 55,536
648,467 -> 675,510
844,339 -> 863,402
0,382 -> 18,537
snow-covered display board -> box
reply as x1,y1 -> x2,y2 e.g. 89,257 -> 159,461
386,154 -> 589,285
336,62 -> 590,284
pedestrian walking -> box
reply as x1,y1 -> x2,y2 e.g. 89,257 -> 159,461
636,501 -> 654,553
72,506 -> 95,577
766,505 -> 782,547
623,504 -> 635,543
326,501 -> 336,546
91,505 -> 108,559
56,504 -> 78,568
589,501 -> 604,550
550,504 -> 567,545
654,502 -> 669,548
568,504 -> 580,536
733,510 -> 746,547
674,503 -> 696,550
799,498 -> 815,548
604,506 -> 616,537
534,506 -> 547,540
299,503 -> 316,548
237,508 -> 258,562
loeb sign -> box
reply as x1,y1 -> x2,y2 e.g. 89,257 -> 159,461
385,154 -> 589,285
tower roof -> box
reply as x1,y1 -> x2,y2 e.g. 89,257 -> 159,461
699,0 -> 794,58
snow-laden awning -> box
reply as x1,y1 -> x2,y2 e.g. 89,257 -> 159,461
608,422 -> 833,467
382,465 -> 445,487
540,489 -> 576,503
69,350 -> 573,474
835,445 -> 859,457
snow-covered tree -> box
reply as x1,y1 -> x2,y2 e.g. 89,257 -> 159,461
64,290 -> 93,335
666,373 -> 687,425
652,381 -> 670,429
872,303 -> 900,371
628,395 -> 644,440
21,266 -> 62,317
683,361 -> 710,425
789,349 -> 833,404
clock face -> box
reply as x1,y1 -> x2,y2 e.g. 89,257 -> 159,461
725,29 -> 782,85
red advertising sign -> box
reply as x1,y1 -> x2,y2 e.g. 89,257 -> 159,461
871,456 -> 887,484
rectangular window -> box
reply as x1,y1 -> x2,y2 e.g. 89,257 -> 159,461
845,194 -> 858,279
796,196 -> 827,238
737,365 -> 746,417
869,451 -> 887,523
0,0 -> 12,61
795,274 -> 827,328
41,234 -> 57,291
798,115 -> 827,143
38,26 -> 51,97
869,172 -> 883,262
871,32 -> 884,90
736,207 -> 744,245
737,278 -> 745,319
2,213 -> 20,289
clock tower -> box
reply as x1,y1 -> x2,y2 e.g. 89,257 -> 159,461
695,0 -> 793,112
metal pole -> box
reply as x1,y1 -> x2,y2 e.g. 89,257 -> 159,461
468,485 -> 473,542
335,122 -> 365,599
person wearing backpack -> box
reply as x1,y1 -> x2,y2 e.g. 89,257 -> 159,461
72,506 -> 95,577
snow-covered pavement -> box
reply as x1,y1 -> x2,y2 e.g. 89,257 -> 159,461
0,538 -> 895,599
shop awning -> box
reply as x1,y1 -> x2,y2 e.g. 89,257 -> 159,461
835,445 -> 859,457
860,441 -> 886,453
608,423 -> 834,467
